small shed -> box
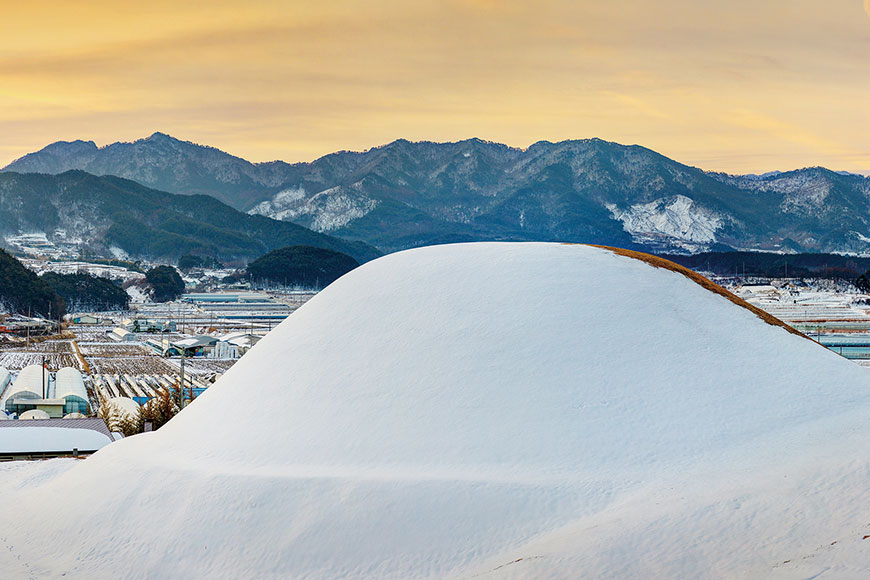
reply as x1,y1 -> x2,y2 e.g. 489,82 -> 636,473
72,315 -> 100,325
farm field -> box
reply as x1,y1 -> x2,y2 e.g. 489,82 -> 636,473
165,357 -> 236,375
77,343 -> 152,357
86,356 -> 178,376
71,326 -> 118,343
0,351 -> 81,371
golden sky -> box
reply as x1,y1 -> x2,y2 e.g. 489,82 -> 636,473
2,0 -> 870,173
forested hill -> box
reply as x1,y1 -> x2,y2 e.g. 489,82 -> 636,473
41,272 -> 129,311
0,171 -> 380,264
0,249 -> 65,318
246,246 -> 359,288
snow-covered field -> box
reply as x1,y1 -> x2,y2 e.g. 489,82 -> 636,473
3,243 -> 870,578
0,351 -> 81,372
163,357 -> 236,375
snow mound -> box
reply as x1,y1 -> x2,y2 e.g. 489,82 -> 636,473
3,242 -> 870,579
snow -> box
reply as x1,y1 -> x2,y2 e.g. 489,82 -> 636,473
248,186 -> 306,218
606,194 -> 723,250
104,397 -> 140,420
2,242 -> 870,578
125,284 -> 149,304
0,427 -> 111,453
249,184 -> 379,231
728,170 -> 834,215
108,246 -> 129,260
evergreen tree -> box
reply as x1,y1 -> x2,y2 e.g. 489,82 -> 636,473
145,265 -> 185,302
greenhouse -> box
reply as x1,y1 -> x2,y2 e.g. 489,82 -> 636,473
4,365 -> 49,416
55,367 -> 90,415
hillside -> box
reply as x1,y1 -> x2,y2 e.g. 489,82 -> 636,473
246,245 -> 359,288
41,272 -> 129,311
0,171 -> 379,263
2,243 -> 870,578
9,134 -> 870,254
0,248 -> 65,318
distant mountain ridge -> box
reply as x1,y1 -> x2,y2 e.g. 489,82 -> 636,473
3,132 -> 297,210
7,134 -> 870,254
0,171 -> 379,264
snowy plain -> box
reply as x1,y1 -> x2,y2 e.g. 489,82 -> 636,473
2,243 -> 870,578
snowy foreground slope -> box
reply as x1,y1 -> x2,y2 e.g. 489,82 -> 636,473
4,243 -> 870,578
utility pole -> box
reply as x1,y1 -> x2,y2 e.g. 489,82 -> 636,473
179,347 -> 186,409
42,354 -> 46,399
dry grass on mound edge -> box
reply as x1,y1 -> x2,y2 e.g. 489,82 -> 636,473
587,245 -> 810,341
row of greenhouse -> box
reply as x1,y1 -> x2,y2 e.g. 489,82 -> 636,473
0,365 -> 90,419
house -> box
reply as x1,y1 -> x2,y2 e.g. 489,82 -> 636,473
210,341 -> 239,359
109,327 -> 137,342
122,318 -> 177,333
219,332 -> 263,355
144,338 -> 181,357
171,335 -> 218,357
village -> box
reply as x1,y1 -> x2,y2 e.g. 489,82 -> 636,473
0,288 -> 316,459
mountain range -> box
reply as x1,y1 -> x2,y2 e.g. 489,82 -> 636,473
0,171 -> 379,264
5,133 -> 870,255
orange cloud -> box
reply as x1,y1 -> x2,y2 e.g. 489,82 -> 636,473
1,0 -> 870,175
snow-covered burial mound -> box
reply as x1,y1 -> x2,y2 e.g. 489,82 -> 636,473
4,242 -> 870,579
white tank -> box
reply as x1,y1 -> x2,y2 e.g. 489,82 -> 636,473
19,409 -> 50,420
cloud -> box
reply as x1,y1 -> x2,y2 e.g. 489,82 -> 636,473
723,108 -> 853,160
2,1 -> 870,173
599,91 -> 672,121
865,0 -> 870,18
